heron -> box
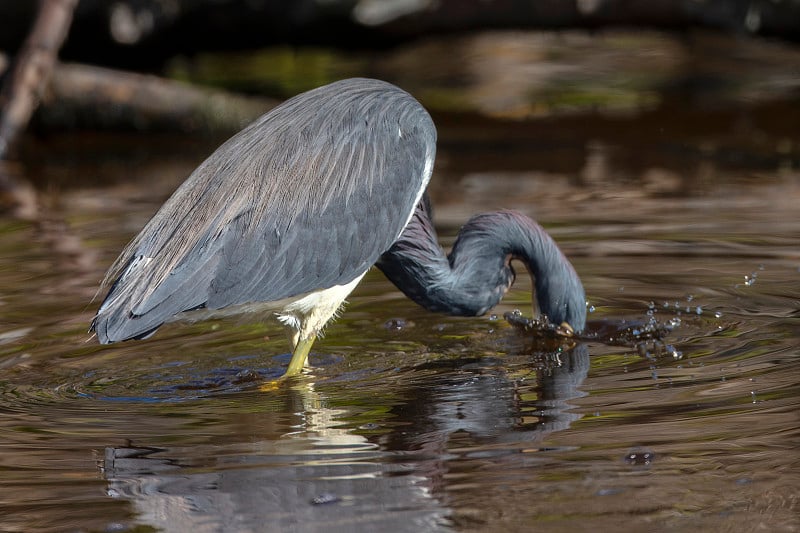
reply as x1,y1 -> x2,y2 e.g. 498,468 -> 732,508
91,78 -> 586,378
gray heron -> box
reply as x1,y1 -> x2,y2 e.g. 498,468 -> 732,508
91,78 -> 586,378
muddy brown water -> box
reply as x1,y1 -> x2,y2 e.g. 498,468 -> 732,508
2,37 -> 799,533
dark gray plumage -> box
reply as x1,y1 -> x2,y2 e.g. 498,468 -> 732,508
91,77 -> 585,378
377,195 -> 586,330
92,78 -> 435,347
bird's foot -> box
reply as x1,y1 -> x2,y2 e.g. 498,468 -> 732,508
257,370 -> 311,391
258,378 -> 288,392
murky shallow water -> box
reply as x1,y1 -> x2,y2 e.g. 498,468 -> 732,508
2,42 -> 800,533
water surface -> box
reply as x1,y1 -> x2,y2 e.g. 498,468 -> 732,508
1,32 -> 799,533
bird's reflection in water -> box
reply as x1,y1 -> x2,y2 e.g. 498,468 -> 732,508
386,344 -> 588,446
102,345 -> 589,532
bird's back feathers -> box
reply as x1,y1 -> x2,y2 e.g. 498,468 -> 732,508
93,78 -> 437,343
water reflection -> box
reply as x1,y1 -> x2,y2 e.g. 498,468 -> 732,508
383,345 -> 589,449
1,28 -> 798,533
104,437 -> 445,533
102,345 -> 589,531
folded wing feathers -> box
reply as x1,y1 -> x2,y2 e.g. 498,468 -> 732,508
93,78 -> 436,342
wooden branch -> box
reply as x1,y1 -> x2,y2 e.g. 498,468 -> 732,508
0,0 -> 78,160
38,62 -> 275,134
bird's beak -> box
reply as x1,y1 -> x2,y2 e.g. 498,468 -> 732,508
531,289 -> 575,337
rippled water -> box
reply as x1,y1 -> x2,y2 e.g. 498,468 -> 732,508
2,45 -> 800,533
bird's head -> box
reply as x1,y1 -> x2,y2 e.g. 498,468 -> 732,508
531,258 -> 587,335
476,210 -> 587,335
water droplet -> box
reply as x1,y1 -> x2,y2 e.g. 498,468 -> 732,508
751,391 -> 757,404
311,492 -> 341,505
714,311 -> 723,318
384,318 -> 408,331
648,301 -> 656,310
695,306 -> 703,315
666,345 -> 681,359
596,488 -> 624,496
624,448 -> 655,466
588,305 -> 596,313
686,294 -> 694,302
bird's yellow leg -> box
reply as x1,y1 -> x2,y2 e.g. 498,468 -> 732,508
259,335 -> 315,391
284,335 -> 315,377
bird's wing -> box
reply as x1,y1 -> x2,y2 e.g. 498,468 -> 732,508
206,105 -> 435,308
207,82 -> 435,308
93,79 -> 436,342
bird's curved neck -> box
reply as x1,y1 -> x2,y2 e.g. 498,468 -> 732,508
377,196 -> 585,329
